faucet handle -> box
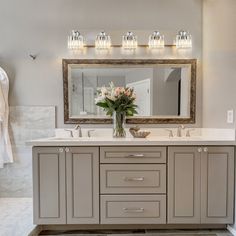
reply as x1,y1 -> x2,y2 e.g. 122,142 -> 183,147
186,128 -> 195,137
166,129 -> 174,138
65,129 -> 73,137
87,129 -> 95,138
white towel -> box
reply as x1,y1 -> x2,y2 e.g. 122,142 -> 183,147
0,77 -> 6,121
0,67 -> 13,168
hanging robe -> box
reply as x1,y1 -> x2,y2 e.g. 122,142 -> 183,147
0,67 -> 13,168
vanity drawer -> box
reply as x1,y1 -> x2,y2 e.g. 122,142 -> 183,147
100,195 -> 166,224
100,146 -> 166,164
100,164 -> 166,194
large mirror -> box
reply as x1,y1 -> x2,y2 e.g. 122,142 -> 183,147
63,59 -> 196,124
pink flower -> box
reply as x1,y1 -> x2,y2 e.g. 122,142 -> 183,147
125,88 -> 132,96
115,87 -> 124,96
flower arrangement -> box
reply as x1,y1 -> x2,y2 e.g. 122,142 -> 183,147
95,82 -> 137,116
95,82 -> 138,137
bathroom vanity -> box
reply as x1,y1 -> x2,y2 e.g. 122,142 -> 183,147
28,59 -> 235,228
29,131 -> 235,227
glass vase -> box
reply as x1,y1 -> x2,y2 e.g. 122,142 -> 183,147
113,111 -> 126,138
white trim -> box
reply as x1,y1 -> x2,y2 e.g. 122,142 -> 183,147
227,225 -> 236,236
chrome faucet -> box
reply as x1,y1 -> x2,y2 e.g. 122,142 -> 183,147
65,124 -> 82,137
177,125 -> 185,137
74,124 -> 82,137
166,129 -> 174,138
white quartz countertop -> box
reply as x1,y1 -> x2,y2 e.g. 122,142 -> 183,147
27,128 -> 236,146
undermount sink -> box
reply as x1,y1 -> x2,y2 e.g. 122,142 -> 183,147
48,137 -> 92,141
168,136 -> 203,140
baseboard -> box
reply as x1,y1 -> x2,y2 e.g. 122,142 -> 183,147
227,225 -> 236,236
28,225 -> 43,236
41,224 -> 227,231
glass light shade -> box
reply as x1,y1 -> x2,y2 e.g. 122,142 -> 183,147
148,31 -> 165,49
68,30 -> 84,50
122,32 -> 138,50
95,31 -> 111,50
175,30 -> 192,48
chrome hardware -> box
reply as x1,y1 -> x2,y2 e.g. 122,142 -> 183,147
203,147 -> 208,152
87,129 -> 95,137
74,124 -> 82,137
177,125 -> 185,137
125,154 -> 145,158
186,129 -> 195,137
58,148 -> 64,153
65,129 -> 73,137
123,207 -> 144,213
166,129 -> 174,138
198,147 -> 202,153
124,177 -> 144,181
65,147 -> 70,153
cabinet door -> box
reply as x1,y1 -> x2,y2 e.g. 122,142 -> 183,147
168,147 -> 201,224
33,147 -> 66,224
201,146 -> 234,224
66,147 -> 99,224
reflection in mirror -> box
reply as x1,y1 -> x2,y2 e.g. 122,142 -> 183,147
68,65 -> 191,118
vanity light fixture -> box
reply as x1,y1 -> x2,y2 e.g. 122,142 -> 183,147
122,32 -> 138,50
95,31 -> 111,50
148,31 -> 165,49
175,30 -> 192,48
68,30 -> 85,50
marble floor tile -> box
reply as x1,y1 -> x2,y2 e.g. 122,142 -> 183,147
0,198 -> 35,236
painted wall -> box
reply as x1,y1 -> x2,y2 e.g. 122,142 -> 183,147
202,0 -> 236,128
0,0 -> 202,128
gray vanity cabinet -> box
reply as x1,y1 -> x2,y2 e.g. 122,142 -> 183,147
33,145 -> 234,226
66,147 -> 99,224
168,146 -> 234,224
33,147 -> 66,224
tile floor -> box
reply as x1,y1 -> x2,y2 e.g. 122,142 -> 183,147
0,198 -> 36,236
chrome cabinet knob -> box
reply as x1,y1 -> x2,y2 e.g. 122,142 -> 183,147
65,147 -> 70,153
203,147 -> 208,152
197,147 -> 202,153
58,148 -> 64,153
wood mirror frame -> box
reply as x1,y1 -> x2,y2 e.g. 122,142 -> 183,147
63,59 -> 197,124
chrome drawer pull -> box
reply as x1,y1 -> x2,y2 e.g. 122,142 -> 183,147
123,177 -> 144,181
123,207 -> 144,213
125,154 -> 145,158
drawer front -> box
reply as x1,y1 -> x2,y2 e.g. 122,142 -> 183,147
100,146 -> 166,164
100,164 -> 166,194
101,195 -> 166,224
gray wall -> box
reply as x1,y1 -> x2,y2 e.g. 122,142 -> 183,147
202,0 -> 236,128
0,0 -> 202,128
